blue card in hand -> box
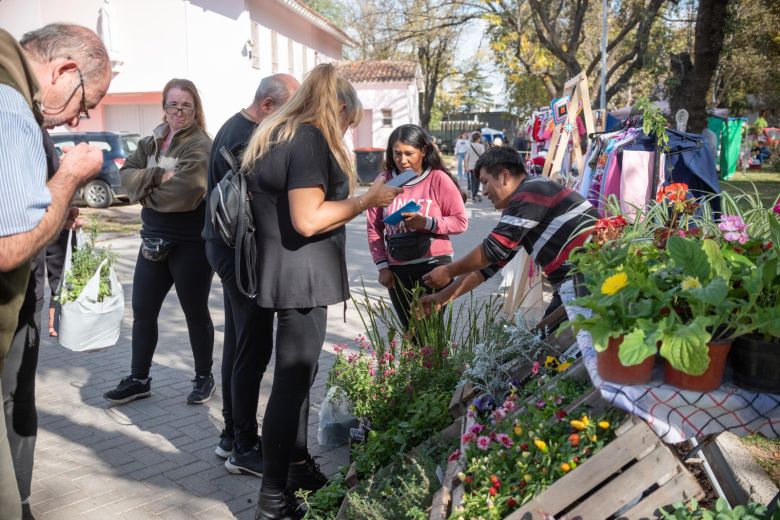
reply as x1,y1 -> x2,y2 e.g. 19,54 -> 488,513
383,200 -> 422,226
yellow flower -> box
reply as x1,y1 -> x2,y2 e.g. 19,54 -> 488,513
524,474 -> 533,482
560,462 -> 571,472
601,272 -> 628,296
581,416 -> 590,427
598,421 -> 610,429
681,277 -> 702,290
514,425 -> 522,435
591,434 -> 598,442
534,439 -> 548,453
570,420 -> 586,431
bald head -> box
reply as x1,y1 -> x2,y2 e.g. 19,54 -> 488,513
249,74 -> 299,122
20,24 -> 110,87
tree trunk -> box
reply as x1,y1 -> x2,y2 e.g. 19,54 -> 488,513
669,0 -> 730,133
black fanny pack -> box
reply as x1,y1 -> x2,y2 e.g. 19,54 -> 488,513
386,232 -> 434,262
141,237 -> 175,262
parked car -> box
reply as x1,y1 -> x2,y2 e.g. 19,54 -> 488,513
51,131 -> 141,208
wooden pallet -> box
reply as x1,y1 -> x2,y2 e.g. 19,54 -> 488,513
503,418 -> 704,520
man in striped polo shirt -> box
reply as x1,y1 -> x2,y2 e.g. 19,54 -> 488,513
422,146 -> 597,313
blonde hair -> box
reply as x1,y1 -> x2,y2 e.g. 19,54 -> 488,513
241,63 -> 362,191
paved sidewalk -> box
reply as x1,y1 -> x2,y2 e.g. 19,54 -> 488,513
29,199 -> 503,519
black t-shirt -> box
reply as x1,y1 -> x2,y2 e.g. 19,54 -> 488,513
247,124 -> 350,309
202,111 -> 257,242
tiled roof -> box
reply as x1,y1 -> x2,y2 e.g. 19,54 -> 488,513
336,60 -> 419,83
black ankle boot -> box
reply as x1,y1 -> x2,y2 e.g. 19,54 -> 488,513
254,489 -> 304,520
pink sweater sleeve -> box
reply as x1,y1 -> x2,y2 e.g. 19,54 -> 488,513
430,173 -> 468,236
366,172 -> 390,270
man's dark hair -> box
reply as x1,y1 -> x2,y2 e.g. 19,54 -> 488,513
474,146 -> 526,178
19,24 -> 109,85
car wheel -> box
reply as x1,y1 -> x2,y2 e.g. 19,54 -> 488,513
83,179 -> 113,208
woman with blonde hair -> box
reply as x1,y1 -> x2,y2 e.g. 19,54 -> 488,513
243,63 -> 400,519
106,78 -> 215,406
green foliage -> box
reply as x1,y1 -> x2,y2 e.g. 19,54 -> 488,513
56,219 -> 116,304
299,471 -> 347,520
636,96 -> 670,151
660,498 -> 780,520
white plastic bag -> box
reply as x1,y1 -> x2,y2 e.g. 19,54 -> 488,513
58,257 -> 124,352
317,386 -> 356,448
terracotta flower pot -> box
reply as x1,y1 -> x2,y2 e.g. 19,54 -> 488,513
664,340 -> 732,392
730,334 -> 780,394
597,336 -> 655,385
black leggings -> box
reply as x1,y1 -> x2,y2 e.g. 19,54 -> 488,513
130,243 -> 214,380
261,306 -> 326,493
388,258 -> 451,330
206,242 -> 313,453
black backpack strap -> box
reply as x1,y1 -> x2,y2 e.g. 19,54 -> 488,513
234,173 -> 258,298
219,146 -> 239,173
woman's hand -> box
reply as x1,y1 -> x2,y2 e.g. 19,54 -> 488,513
378,268 -> 395,289
363,177 -> 402,208
402,212 -> 426,230
161,170 -> 175,183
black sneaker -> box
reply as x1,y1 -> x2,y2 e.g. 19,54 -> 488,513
215,429 -> 234,459
187,374 -> 215,404
225,443 -> 263,477
103,376 -> 151,404
287,454 -> 328,492
255,489 -> 304,520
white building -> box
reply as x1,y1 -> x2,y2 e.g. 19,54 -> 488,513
0,0 -> 355,134
336,60 -> 423,150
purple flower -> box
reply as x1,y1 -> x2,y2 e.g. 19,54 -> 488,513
774,201 -> 780,216
473,395 -> 495,412
476,435 -> 491,450
719,215 -> 749,244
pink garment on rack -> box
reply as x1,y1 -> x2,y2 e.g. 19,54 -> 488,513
577,116 -> 586,137
600,149 -> 623,215
617,151 -> 666,219
542,119 -> 554,140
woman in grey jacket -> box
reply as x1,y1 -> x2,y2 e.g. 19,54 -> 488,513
104,78 -> 216,406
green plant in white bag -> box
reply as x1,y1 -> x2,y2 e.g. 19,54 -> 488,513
56,218 -> 117,305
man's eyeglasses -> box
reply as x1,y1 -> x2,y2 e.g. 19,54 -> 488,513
164,105 -> 195,116
75,67 -> 90,120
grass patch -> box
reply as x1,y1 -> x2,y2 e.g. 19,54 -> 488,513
740,434 -> 780,487
721,168 -> 780,208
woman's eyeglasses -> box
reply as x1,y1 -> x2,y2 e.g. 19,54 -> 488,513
164,105 -> 195,116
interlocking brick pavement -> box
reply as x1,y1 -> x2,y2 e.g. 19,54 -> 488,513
29,198 -> 506,519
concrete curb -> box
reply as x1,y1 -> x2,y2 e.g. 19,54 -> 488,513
701,432 -> 778,506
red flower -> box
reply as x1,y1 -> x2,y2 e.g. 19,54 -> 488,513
656,182 -> 689,203
555,409 -> 568,420
520,443 -> 529,451
489,486 -> 497,496
568,433 -> 580,447
507,497 -> 518,508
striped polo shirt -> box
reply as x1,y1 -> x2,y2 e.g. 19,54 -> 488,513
480,176 -> 597,285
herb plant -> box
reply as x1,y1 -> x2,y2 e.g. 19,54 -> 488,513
56,219 -> 117,304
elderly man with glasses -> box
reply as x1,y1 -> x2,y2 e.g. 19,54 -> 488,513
0,23 -> 111,519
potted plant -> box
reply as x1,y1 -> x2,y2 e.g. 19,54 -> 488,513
570,237 -> 671,384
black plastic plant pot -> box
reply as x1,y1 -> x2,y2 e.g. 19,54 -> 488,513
730,334 -> 780,394
573,273 -> 590,298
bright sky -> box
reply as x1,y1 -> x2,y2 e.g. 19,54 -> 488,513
454,18 -> 507,109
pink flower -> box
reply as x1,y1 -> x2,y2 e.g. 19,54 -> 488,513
470,423 -> 485,435
774,201 -> 780,216
719,215 -> 749,244
447,449 -> 461,462
420,346 -> 433,357
531,361 -> 540,375
496,433 -> 513,448
503,400 -> 517,413
476,436 -> 491,450
492,408 -> 507,422
461,433 -> 474,445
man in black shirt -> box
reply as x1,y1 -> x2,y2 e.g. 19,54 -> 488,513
202,74 -> 327,489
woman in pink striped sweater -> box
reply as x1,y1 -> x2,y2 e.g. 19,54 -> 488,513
366,124 -> 468,329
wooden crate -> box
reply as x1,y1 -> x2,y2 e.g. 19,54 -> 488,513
503,418 -> 704,520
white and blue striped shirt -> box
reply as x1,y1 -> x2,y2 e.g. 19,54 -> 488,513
0,83 -> 51,237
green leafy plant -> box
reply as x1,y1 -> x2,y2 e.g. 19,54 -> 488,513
636,95 -> 669,152
56,218 -> 116,304
660,498 -> 780,520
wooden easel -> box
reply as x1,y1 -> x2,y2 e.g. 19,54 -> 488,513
542,72 -> 596,183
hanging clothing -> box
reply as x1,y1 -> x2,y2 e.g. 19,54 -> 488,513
706,116 -> 746,180
664,129 -> 722,214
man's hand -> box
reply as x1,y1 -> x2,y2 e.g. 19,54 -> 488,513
423,265 -> 452,289
63,207 -> 83,230
59,143 -> 103,186
420,292 -> 445,316
378,268 -> 395,289
402,212 -> 427,230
